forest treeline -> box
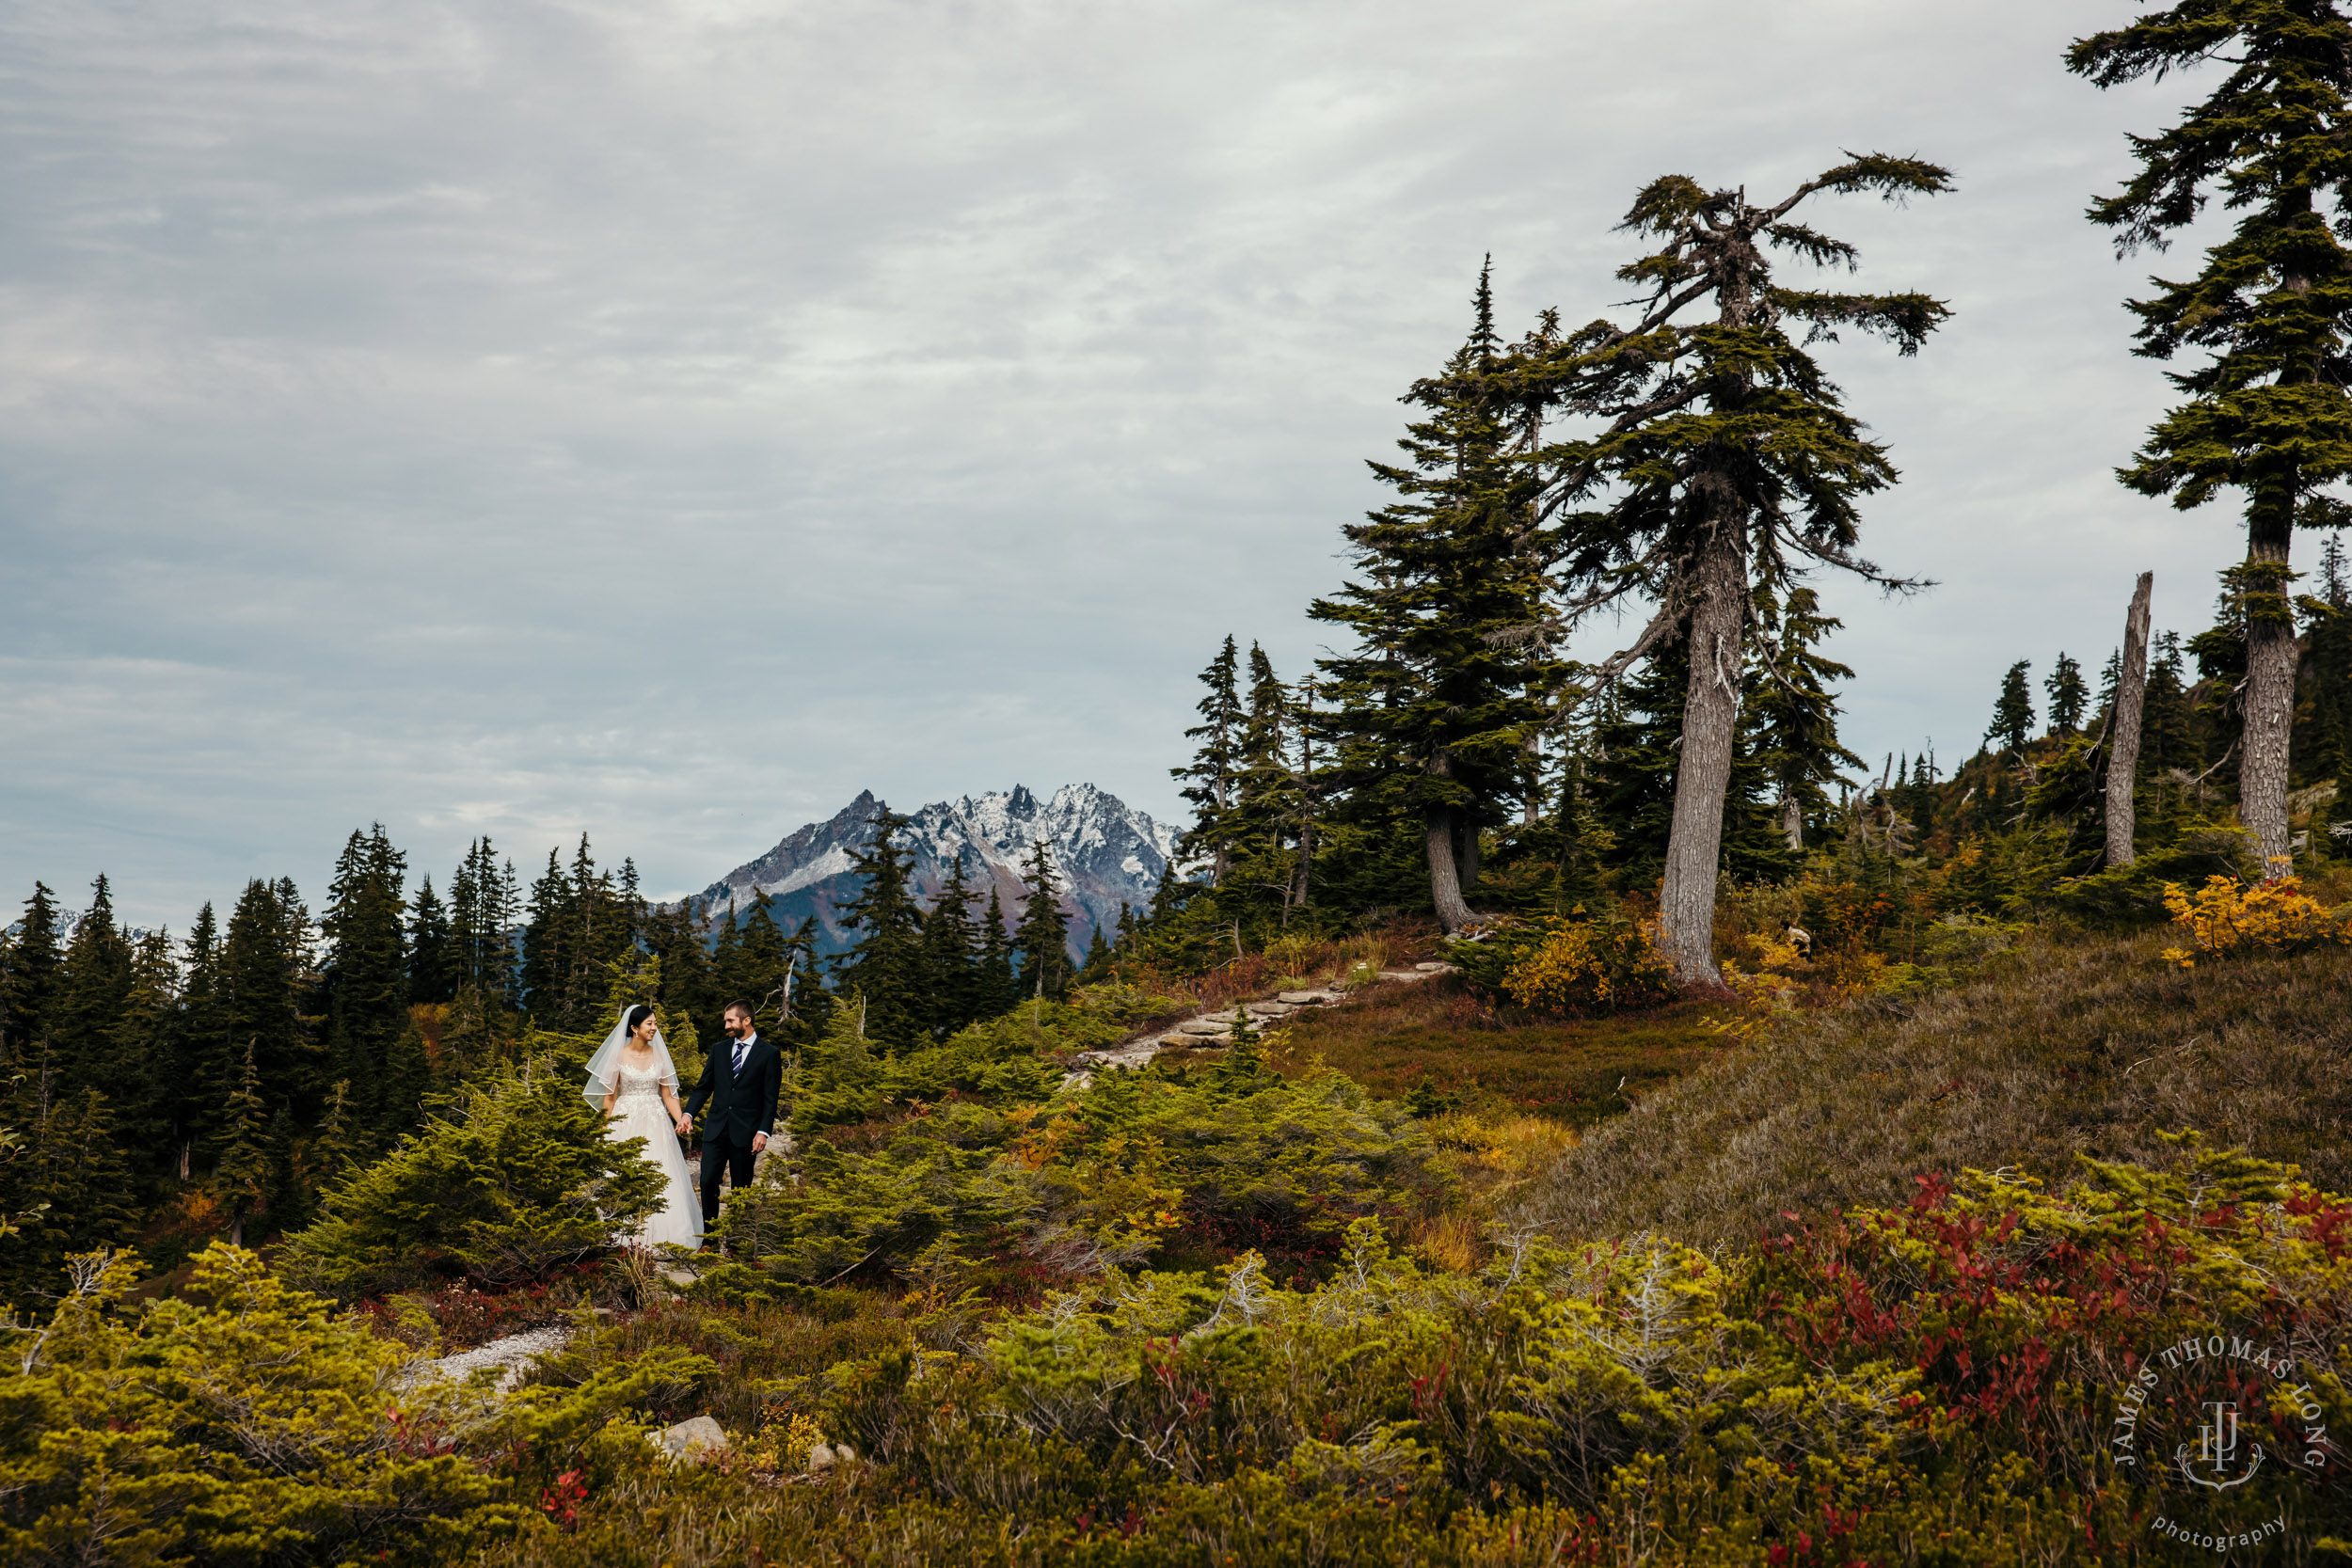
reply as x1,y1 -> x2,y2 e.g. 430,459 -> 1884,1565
0,809 -> 1138,1307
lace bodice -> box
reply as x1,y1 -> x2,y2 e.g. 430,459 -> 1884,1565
612,1064 -> 674,1100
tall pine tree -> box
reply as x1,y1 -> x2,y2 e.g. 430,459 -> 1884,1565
1986,661 -> 2037,753
2073,2 -> 2352,865
321,825 -> 408,1134
0,883 -> 62,1071
1746,586 -> 1865,850
2044,653 -> 2089,736
1312,264 -> 1558,930
1010,840 -> 1073,1000
1172,637 -> 1243,885
834,809 -> 927,1047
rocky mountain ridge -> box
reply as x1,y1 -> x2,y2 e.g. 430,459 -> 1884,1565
684,784 -> 1184,959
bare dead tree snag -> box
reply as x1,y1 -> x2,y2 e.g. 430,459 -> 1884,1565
2106,571 -> 2154,868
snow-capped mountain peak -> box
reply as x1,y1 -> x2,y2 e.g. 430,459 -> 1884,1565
684,784 -> 1184,959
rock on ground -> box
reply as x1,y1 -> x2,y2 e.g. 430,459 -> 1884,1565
657,1415 -> 729,1465
403,1323 -> 574,1395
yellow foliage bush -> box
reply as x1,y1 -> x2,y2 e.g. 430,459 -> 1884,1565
1499,916 -> 1676,1015
2158,867 -> 2352,968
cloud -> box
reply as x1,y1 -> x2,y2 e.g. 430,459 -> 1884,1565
0,0 -> 2265,925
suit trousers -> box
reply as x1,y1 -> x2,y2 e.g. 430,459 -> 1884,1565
699,1135 -> 759,1226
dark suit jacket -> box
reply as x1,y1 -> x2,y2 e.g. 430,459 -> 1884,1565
685,1033 -> 783,1146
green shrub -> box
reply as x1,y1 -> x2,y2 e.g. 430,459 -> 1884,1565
0,1245 -> 515,1566
718,1037 -> 1442,1288
279,1060 -> 663,1299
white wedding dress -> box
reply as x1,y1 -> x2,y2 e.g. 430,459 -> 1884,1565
604,1063 -> 703,1250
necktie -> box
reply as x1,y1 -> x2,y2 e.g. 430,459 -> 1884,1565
733,1039 -> 748,1075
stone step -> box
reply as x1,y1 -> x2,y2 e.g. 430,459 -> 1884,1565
1178,1019 -> 1234,1036
1242,1000 -> 1293,1016
1413,961 -> 1454,973
1276,990 -> 1334,1005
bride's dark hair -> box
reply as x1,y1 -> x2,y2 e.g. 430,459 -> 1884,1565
624,1005 -> 655,1037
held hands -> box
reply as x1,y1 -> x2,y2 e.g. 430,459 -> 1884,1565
675,1113 -> 692,1135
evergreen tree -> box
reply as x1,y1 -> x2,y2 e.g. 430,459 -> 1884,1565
834,810 -> 927,1047
176,903 -> 230,1178
1010,840 -> 1073,1001
2073,2 -> 2352,865
2299,537 -> 2352,837
110,927 -> 180,1197
644,898 -> 708,1028
785,915 -> 836,1042
1986,660 -> 2037,752
0,882 -> 63,1071
1075,923 -> 1115,987
1589,650 -> 1688,889
2044,653 -> 2089,735
520,848 -> 571,1021
215,1040 -> 274,1247
1745,586 -> 1865,850
46,876 -> 134,1102
977,887 -> 1016,1017
2142,631 -> 2198,777
0,1083 -> 137,1311
1535,158 -> 1952,982
310,1078 -> 360,1200
723,889 -> 792,1030
322,826 -> 408,1134
406,875 -> 455,1006
1172,637 -> 1243,884
2095,647 -> 2125,721
916,854 -> 982,1037
450,836 -> 519,1004
1312,265 -> 1560,931
218,879 -> 312,1135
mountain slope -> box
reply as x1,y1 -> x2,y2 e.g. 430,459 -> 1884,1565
1515,930 -> 2352,1247
684,784 -> 1183,959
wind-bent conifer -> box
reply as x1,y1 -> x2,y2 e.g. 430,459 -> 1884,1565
1535,156 -> 1952,984
2072,2 -> 2352,865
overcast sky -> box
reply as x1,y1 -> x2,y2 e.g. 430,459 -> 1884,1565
0,0 -> 2272,927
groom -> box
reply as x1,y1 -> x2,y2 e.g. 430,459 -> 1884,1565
684,1000 -> 783,1227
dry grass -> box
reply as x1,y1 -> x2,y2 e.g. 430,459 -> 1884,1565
1518,928 -> 2352,1248
1266,973 -> 1729,1126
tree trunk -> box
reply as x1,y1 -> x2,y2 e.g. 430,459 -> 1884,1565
1454,816 -> 1482,893
1780,792 -> 1803,853
2241,538 -> 2296,871
1424,808 -> 1476,932
2105,571 -> 2153,868
1660,538 -> 1745,989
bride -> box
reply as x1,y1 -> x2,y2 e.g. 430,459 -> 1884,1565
582,1005 -> 703,1250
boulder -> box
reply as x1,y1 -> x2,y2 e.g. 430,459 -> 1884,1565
806,1442 -> 836,1473
657,1416 -> 728,1465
